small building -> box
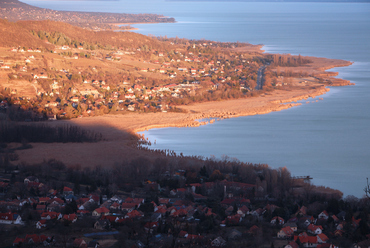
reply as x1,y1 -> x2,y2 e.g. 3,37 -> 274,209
283,222 -> 298,232
277,227 -> 294,239
94,219 -> 110,230
318,210 -> 329,220
271,216 -> 285,225
0,213 -> 23,225
92,207 -> 110,217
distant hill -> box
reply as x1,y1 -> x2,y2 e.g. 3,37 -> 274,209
169,0 -> 370,1
0,0 -> 175,30
0,19 -> 171,51
19,20 -> 170,48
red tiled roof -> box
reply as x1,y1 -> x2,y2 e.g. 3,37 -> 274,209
280,226 -> 294,236
171,209 -> 188,217
0,212 -> 15,221
155,208 -> 167,214
94,207 -> 109,214
308,224 -> 322,232
38,197 -> 50,202
179,230 -> 188,238
63,186 -> 73,192
38,219 -> 47,224
41,211 -> 60,219
13,237 -> 24,245
121,202 -> 137,209
25,234 -> 43,244
126,210 -> 143,219
317,233 -> 329,242
144,222 -> 158,229
36,204 -> 46,210
101,215 -> 118,223
221,198 -> 235,205
47,198 -> 64,205
63,214 -> 77,221
158,198 -> 170,205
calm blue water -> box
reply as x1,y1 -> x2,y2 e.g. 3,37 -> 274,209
23,0 -> 370,197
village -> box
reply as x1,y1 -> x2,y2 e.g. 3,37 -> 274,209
0,156 -> 368,248
0,16 -> 366,248
0,38 -> 266,121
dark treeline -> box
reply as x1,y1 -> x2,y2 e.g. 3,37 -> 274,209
271,54 -> 311,67
6,153 -> 343,206
272,68 -> 311,78
0,122 -> 102,143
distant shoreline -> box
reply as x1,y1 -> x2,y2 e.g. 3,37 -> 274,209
167,0 -> 370,2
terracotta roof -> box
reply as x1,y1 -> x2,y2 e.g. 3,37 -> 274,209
0,212 -> 16,221
63,214 -> 77,221
121,202 -> 137,209
41,211 -> 60,219
101,215 -> 119,223
38,197 -> 50,202
94,207 -> 109,214
179,230 -> 188,238
287,241 -> 299,248
144,222 -> 158,229
47,198 -> 64,205
125,210 -> 143,219
171,208 -> 188,217
13,237 -> 24,245
63,186 -> 73,192
280,226 -> 294,236
317,233 -> 329,242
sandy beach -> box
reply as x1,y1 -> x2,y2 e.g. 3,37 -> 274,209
15,55 -> 353,168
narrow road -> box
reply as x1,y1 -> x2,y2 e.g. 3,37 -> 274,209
255,65 -> 266,90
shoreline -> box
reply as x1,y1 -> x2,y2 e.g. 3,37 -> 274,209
14,53 -> 354,168
131,58 -> 353,133
132,85 -> 329,133
109,23 -> 139,31
109,21 -> 175,31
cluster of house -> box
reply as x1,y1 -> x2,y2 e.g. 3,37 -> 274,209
2,41 -> 262,120
10,47 -> 42,53
1,172 -> 370,247
0,174 -> 260,247
46,80 -> 199,114
276,207 -> 362,248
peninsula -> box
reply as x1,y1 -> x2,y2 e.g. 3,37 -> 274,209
0,18 -> 353,168
0,0 -> 175,30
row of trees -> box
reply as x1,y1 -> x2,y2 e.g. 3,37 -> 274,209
271,54 -> 311,67
0,122 -> 102,143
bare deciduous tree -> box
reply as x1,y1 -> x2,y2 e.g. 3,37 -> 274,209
364,178 -> 370,198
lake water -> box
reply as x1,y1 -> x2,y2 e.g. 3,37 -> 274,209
22,0 -> 370,197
